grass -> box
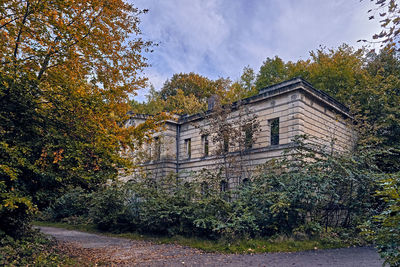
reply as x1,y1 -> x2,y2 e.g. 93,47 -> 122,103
33,221 -> 350,254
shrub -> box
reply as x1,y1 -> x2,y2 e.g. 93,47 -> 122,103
84,136 -> 381,242
0,230 -> 73,266
45,187 -> 91,222
0,183 -> 36,238
90,183 -> 138,232
362,173 -> 400,266
129,174 -> 200,236
243,137 -> 380,236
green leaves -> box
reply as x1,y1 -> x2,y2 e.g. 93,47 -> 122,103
363,173 -> 400,266
255,46 -> 400,172
255,56 -> 289,90
46,136 -> 381,242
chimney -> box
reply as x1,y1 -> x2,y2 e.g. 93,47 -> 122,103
207,95 -> 219,110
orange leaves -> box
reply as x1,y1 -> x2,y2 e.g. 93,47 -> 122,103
0,0 -> 150,96
0,0 -> 159,192
53,149 -> 64,164
37,148 -> 65,167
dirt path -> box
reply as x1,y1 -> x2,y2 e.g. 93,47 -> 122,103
39,226 -> 384,266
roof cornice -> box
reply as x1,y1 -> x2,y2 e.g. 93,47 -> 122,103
129,77 -> 351,124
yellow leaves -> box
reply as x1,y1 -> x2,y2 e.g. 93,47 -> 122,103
166,89 -> 206,115
1,193 -> 37,214
1,0 -> 149,98
0,164 -> 18,181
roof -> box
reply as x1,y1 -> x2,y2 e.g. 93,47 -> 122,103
258,77 -> 349,113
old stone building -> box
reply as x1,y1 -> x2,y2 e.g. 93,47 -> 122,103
127,78 -> 355,185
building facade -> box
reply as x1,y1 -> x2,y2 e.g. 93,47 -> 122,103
127,78 -> 355,184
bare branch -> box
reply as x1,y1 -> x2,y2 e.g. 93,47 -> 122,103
13,1 -> 30,59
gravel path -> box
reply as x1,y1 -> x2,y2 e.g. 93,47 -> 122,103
39,226 -> 384,267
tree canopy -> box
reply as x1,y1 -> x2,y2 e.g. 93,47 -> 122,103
0,0 -> 158,236
253,45 -> 400,171
132,67 -> 260,115
135,44 -> 400,172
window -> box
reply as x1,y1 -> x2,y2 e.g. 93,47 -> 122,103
223,135 -> 229,153
185,138 -> 191,159
220,180 -> 228,192
244,124 -> 253,149
202,135 -> 209,156
154,137 -> 161,160
269,118 -> 279,146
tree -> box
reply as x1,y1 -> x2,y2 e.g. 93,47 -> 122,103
0,0 -> 155,236
366,46 -> 400,77
159,72 -> 218,101
1,0 -> 149,89
297,44 -> 368,104
255,56 -> 289,90
240,66 -> 256,92
362,4 -> 400,264
131,86 -> 166,115
362,48 -> 400,172
0,73 -> 40,237
164,89 -> 206,114
224,66 -> 258,104
362,172 -> 400,266
200,99 -> 260,188
134,72 -> 233,115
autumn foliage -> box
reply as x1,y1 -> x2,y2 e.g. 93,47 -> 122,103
0,0 -> 157,236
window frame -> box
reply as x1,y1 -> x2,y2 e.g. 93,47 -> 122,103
269,118 -> 280,146
184,138 -> 191,159
223,135 -> 229,153
154,136 -> 161,160
202,134 -> 209,157
220,180 -> 228,192
243,123 -> 254,149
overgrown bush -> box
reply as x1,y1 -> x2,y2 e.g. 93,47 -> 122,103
362,173 -> 400,266
242,138 -> 380,236
90,183 -> 139,232
44,187 -> 92,222
0,230 -> 73,266
47,136 -> 384,244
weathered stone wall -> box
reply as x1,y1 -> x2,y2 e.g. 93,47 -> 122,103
177,90 -> 303,183
298,91 -> 354,152
127,78 -> 355,185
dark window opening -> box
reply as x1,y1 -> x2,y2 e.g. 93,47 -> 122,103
244,124 -> 254,149
202,135 -> 209,156
148,146 -> 152,159
269,118 -> 279,146
220,180 -> 228,192
154,137 -> 161,160
223,135 -> 229,153
185,138 -> 191,159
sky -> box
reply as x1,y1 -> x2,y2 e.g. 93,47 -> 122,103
131,0 -> 382,101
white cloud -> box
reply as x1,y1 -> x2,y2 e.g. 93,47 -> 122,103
131,0 -> 382,99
